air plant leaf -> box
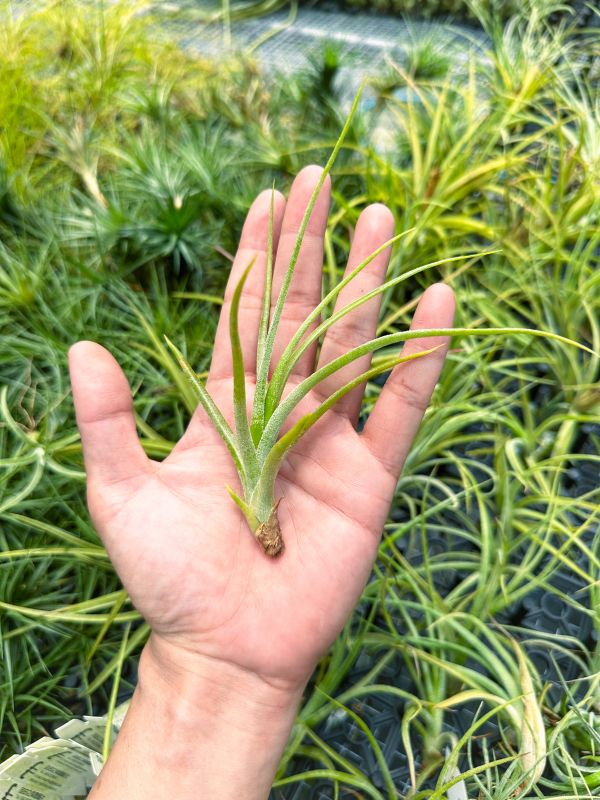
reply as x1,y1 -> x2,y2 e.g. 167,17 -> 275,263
163,336 -> 243,477
251,348 -> 441,532
266,249 -> 501,416
229,255 -> 259,482
250,83 -> 366,438
169,89 -> 596,557
251,187 -> 276,446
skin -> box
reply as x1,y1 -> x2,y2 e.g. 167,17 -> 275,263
69,165 -> 455,799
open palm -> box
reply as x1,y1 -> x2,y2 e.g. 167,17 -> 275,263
69,166 -> 455,692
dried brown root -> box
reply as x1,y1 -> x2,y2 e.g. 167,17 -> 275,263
255,503 -> 284,557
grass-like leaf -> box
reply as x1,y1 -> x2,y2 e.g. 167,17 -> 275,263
251,189 -> 276,445
163,336 -> 243,477
251,349 -> 441,524
266,249 -> 501,415
229,256 -> 259,482
254,85 -> 365,413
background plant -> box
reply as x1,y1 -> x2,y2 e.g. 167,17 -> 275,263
0,1 -> 598,797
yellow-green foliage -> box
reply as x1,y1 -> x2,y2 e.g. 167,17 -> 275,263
344,0 -> 519,18
0,2 -> 598,793
0,0 -> 254,196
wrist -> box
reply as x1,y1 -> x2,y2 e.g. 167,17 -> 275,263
90,635 -> 304,800
141,633 -> 305,734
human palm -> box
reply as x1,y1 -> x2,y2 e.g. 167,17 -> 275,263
69,166 -> 454,691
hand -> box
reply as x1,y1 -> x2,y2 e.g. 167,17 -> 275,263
69,165 -> 455,799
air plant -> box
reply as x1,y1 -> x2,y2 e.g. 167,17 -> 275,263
166,89 -> 594,557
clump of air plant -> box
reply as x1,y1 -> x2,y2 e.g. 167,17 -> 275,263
167,90 -> 593,557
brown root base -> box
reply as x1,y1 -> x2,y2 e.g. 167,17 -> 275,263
255,504 -> 284,557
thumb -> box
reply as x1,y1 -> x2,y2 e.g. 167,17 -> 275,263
69,341 -> 150,489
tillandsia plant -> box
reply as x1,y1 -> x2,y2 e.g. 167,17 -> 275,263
166,89 -> 594,557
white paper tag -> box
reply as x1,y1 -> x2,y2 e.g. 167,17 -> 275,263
54,718 -> 108,753
108,701 -> 130,731
1,739 -> 93,796
0,777 -> 60,800
1,699 -> 130,795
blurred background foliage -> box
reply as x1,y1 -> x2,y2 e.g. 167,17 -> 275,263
339,0 -> 591,23
0,0 -> 598,796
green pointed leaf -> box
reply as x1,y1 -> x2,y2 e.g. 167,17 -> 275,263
267,249 -> 500,415
251,187 -> 277,446
163,336 -> 244,478
225,484 -> 260,532
229,256 -> 259,477
251,348 -> 438,510
260,326 -> 596,459
257,85 -> 365,405
269,228 -> 416,402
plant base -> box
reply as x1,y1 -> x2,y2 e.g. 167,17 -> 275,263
255,503 -> 284,557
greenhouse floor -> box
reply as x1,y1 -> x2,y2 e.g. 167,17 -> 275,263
173,5 -> 486,75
